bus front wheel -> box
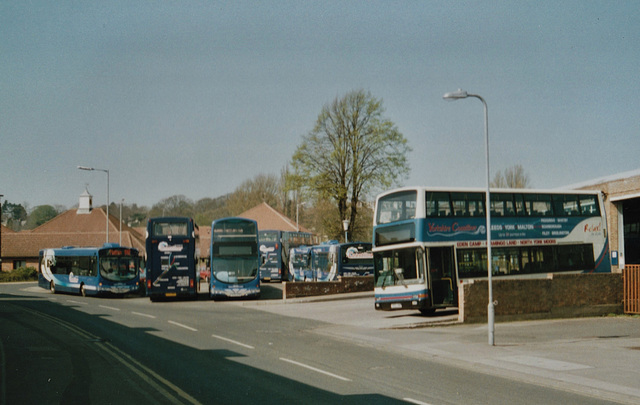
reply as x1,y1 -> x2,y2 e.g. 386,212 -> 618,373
80,284 -> 86,297
50,281 -> 56,294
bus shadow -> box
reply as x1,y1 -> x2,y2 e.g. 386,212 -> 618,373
259,283 -> 284,300
386,308 -> 459,319
3,292 -> 409,405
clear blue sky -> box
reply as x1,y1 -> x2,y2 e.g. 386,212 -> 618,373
2,1 -> 639,210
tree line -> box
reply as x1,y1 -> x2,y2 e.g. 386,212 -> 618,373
3,89 -> 531,242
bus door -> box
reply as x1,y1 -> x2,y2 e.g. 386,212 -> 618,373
428,246 -> 457,307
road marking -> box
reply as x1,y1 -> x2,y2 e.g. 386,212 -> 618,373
279,357 -> 352,382
132,311 -> 156,319
211,334 -> 255,349
168,320 -> 197,331
67,300 -> 86,305
99,305 -> 121,311
403,398 -> 433,405
14,303 -> 201,405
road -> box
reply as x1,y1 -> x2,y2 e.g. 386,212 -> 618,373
0,281 -> 634,404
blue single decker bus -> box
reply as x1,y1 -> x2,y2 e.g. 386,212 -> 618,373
38,244 -> 140,297
328,242 -> 374,279
210,217 -> 260,299
146,217 -> 200,301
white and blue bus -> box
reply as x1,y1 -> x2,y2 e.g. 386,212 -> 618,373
310,241 -> 337,281
328,242 -> 374,279
38,244 -> 140,297
373,187 -> 611,314
259,230 -> 315,281
290,242 -> 373,282
210,217 -> 260,299
146,217 -> 200,301
289,245 -> 313,281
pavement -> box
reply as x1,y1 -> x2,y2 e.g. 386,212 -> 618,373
242,290 -> 640,405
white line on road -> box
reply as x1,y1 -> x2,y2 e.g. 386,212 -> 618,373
131,311 -> 156,319
211,334 -> 255,349
67,300 -> 86,305
279,357 -> 352,382
99,305 -> 121,311
168,320 -> 198,331
403,398 -> 433,405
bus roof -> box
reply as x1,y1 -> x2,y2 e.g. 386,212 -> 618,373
376,186 -> 603,200
39,244 -> 138,256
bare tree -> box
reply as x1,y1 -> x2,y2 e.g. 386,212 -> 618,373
226,173 -> 282,216
491,164 -> 532,188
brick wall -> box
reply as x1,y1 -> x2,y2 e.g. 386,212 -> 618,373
460,273 -> 624,323
283,276 -> 373,299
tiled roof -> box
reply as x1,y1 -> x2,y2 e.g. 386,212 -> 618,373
239,202 -> 311,233
2,231 -> 145,258
1,225 -> 15,234
2,207 -> 145,259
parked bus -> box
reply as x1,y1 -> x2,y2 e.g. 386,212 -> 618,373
210,217 -> 260,299
146,217 -> 199,301
38,244 -> 140,296
328,242 -> 374,279
372,187 -> 610,314
259,230 -> 315,281
289,245 -> 313,281
311,241 -> 337,281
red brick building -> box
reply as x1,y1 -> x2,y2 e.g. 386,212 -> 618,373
1,190 -> 145,271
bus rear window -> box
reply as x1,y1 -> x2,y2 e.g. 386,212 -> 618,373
376,190 -> 417,224
152,222 -> 188,237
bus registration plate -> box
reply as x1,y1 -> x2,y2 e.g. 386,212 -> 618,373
391,303 -> 403,309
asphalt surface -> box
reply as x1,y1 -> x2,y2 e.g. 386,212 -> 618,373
2,282 -> 639,404
242,289 -> 640,405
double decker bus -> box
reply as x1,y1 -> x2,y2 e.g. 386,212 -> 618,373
38,244 -> 140,297
259,230 -> 315,281
146,217 -> 199,301
289,245 -> 313,281
373,187 -> 610,314
311,241 -> 337,281
210,217 -> 260,299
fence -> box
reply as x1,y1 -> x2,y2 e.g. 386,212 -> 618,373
624,265 -> 640,314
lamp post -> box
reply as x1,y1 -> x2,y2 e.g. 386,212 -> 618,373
342,219 -> 350,243
120,198 -> 124,245
78,166 -> 110,244
443,89 -> 494,346
296,201 -> 306,232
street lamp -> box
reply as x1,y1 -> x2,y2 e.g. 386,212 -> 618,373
342,219 -> 350,243
443,89 -> 495,346
120,198 -> 124,245
296,201 -> 306,232
78,166 -> 110,244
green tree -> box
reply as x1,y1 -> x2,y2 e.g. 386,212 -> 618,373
26,205 -> 59,228
291,89 -> 410,240
491,164 -> 532,188
2,201 -> 27,230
